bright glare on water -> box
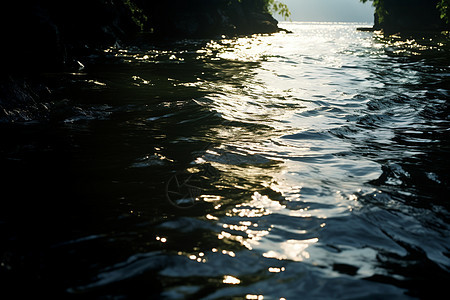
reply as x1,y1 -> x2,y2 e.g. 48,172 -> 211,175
1,22 -> 449,299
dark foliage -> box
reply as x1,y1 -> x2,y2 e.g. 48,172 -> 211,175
0,0 -> 280,74
361,0 -> 450,32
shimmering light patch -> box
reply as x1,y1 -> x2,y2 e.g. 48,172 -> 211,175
86,79 -> 106,86
232,192 -> 285,218
200,195 -> 221,202
249,192 -> 285,210
223,223 -> 248,231
200,91 -> 296,128
131,75 -> 151,86
243,228 -> 270,250
268,267 -> 285,273
349,194 -> 358,201
218,219 -> 270,250
155,236 -> 167,243
268,180 -> 303,202
375,33 -> 441,56
263,238 -> 318,261
194,157 -> 206,164
223,275 -> 240,285
205,37 -> 270,62
246,295 -> 264,300
221,250 -> 236,257
206,214 -> 218,220
188,253 -> 207,263
218,231 -> 232,239
230,207 -> 267,218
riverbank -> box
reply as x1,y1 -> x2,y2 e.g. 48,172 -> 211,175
365,0 -> 449,34
0,0 -> 282,122
1,1 -> 280,74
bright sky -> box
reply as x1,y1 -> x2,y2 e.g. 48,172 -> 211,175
277,0 -> 374,23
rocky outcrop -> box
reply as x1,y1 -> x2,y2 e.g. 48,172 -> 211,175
1,0 -> 279,73
0,0 -> 280,121
139,0 -> 279,38
1,1 -> 141,73
372,0 -> 448,33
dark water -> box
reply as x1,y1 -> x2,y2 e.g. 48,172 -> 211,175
1,22 -> 449,299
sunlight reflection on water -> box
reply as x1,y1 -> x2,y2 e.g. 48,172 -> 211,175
153,22 -> 448,299
2,22 -> 448,299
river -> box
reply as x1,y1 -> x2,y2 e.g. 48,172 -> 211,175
1,22 -> 449,299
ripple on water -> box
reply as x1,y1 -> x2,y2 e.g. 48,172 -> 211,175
1,22 -> 449,299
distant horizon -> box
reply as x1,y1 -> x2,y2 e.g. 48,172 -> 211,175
275,0 -> 374,23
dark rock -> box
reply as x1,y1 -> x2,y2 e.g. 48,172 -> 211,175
1,0 -> 281,73
373,0 -> 448,33
135,0 -> 280,38
0,0 -> 282,120
1,1 -> 140,73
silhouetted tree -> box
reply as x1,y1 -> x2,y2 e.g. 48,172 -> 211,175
361,0 -> 448,31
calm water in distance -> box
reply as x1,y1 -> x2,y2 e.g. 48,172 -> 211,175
1,22 -> 449,299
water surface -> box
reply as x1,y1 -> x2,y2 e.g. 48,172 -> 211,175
1,22 -> 449,299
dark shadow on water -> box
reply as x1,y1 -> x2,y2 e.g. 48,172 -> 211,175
355,33 -> 450,299
0,38 -> 283,298
1,30 -> 450,299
